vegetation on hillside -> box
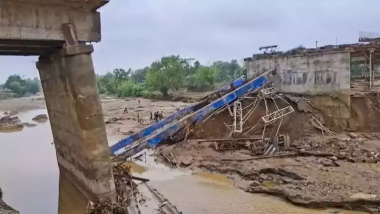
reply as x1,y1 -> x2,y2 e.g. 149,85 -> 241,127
2,75 -> 40,96
96,55 -> 245,98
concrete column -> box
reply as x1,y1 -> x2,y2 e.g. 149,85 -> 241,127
36,44 -> 115,202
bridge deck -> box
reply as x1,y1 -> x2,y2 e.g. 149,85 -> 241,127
0,0 -> 109,55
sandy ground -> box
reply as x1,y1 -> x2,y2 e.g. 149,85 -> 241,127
100,96 -> 188,142
0,95 -> 188,142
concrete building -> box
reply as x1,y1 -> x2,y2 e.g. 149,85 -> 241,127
244,43 -> 380,119
0,0 -> 115,202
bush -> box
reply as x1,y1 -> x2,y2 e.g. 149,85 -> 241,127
116,81 -> 147,97
98,85 -> 107,94
141,90 -> 162,99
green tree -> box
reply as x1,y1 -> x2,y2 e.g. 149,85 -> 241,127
131,67 -> 149,83
4,75 -> 26,89
211,60 -> 244,83
146,55 -> 191,96
113,68 -> 130,81
28,81 -> 40,94
187,66 -> 216,90
8,81 -> 23,95
96,72 -> 119,94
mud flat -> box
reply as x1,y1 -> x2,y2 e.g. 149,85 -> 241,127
0,95 -> 187,140
154,94 -> 380,213
101,96 -> 187,141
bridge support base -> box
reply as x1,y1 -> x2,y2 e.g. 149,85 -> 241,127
36,44 -> 116,202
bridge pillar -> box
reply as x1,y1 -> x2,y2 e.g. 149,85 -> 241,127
36,44 -> 116,202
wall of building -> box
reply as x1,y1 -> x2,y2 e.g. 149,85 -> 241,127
245,52 -> 351,95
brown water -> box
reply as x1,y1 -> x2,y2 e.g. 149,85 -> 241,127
0,109 -> 88,214
128,153 -> 367,214
0,109 -> 368,214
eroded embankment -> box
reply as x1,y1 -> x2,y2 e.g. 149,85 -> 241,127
156,94 -> 380,213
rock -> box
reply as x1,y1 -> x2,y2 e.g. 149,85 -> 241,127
32,114 -> 48,122
350,192 -> 377,200
250,180 -> 261,187
19,123 -> 37,128
0,116 -> 20,125
124,130 -> 135,135
337,142 -> 347,149
347,157 -> 356,163
339,151 -> 347,157
341,137 -> 351,142
332,160 -> 340,167
178,156 -> 193,167
280,177 -> 294,184
259,173 -> 269,180
348,132 -> 359,138
330,156 -> 338,161
356,138 -> 365,144
320,159 -> 336,167
296,100 -> 314,113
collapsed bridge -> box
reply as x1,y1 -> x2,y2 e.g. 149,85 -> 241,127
111,68 -> 279,158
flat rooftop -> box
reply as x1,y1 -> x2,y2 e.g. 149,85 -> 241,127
244,42 -> 380,61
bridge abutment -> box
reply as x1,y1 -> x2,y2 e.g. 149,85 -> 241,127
36,44 -> 116,202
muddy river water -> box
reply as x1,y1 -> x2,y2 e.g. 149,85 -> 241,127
0,109 -> 365,214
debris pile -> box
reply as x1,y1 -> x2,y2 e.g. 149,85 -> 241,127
293,135 -> 380,163
88,164 -> 135,214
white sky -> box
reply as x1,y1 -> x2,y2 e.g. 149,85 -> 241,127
0,0 -> 379,82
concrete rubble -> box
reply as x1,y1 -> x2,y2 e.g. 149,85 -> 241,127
87,164 -> 134,214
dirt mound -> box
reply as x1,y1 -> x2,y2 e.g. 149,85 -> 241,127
193,94 -> 380,142
193,98 -> 315,141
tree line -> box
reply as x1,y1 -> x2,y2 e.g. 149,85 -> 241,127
97,55 -> 245,98
1,75 -> 40,96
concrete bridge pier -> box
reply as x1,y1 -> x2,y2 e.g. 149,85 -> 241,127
36,44 -> 116,202
0,0 -> 115,203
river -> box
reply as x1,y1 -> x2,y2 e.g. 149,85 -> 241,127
0,109 -> 366,214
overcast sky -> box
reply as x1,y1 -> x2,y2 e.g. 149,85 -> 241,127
0,0 -> 379,82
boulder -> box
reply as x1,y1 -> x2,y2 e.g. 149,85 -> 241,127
348,132 -> 359,138
0,116 -> 20,125
32,114 -> 48,122
177,156 -> 194,167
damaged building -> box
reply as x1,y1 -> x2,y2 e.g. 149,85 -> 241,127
244,43 -> 380,125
